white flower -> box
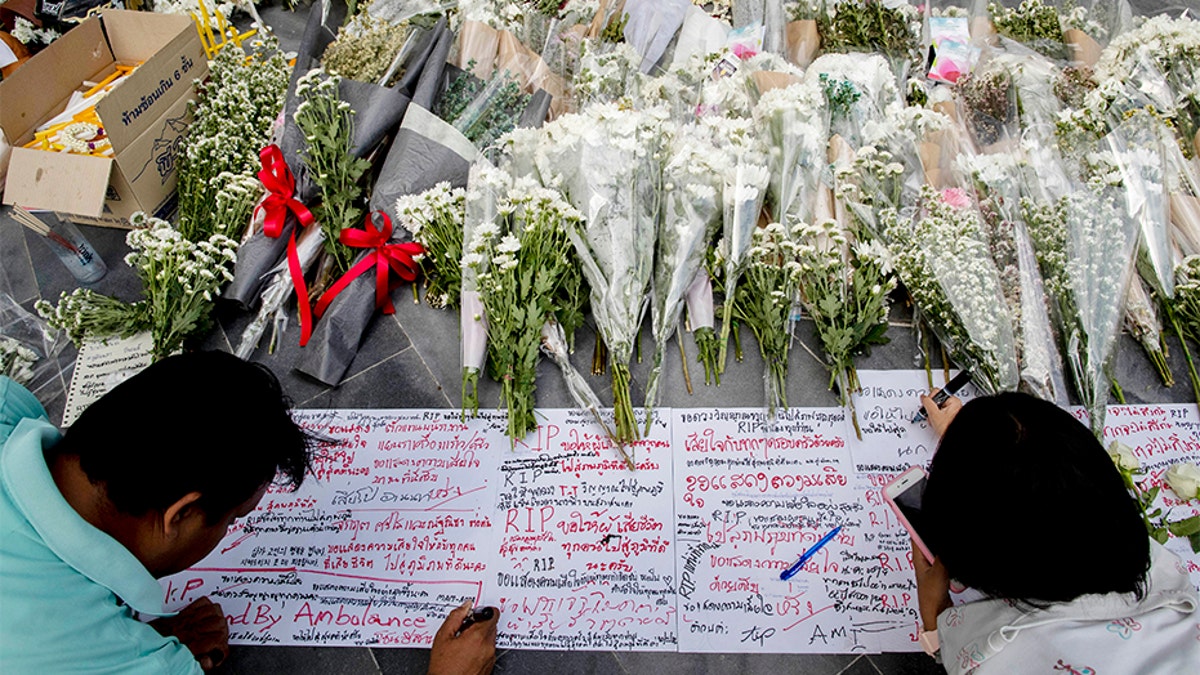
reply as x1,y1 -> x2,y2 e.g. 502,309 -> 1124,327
492,253 -> 517,270
496,234 -> 521,254
1165,462 -> 1200,501
475,222 -> 500,240
1108,441 -> 1140,472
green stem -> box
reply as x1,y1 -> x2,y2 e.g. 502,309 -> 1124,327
717,295 -> 735,375
611,361 -> 639,444
1170,309 -> 1200,404
694,326 -> 721,386
462,367 -> 480,421
733,319 -> 744,362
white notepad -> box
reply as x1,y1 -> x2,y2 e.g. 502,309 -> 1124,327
62,332 -> 154,426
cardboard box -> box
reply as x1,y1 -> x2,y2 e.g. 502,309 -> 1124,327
0,10 -> 208,227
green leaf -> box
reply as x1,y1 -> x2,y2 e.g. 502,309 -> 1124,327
1168,515 -> 1200,537
1152,528 -> 1170,544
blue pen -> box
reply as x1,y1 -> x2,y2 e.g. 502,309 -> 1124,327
779,526 -> 843,581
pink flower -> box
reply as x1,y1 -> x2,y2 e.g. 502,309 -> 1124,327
930,60 -> 962,84
941,188 -> 971,209
732,43 -> 758,60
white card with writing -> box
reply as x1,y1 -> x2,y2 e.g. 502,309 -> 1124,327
848,370 -> 977,474
62,332 -> 155,426
1101,404 -> 1200,588
482,409 -> 679,651
672,408 -> 872,652
161,410 -> 505,647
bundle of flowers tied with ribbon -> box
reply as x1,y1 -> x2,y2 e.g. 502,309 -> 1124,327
297,212 -> 424,386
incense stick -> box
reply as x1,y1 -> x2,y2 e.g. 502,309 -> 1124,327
12,207 -> 81,255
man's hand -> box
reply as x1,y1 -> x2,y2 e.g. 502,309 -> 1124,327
150,596 -> 229,670
428,602 -> 498,675
920,391 -> 962,439
912,539 -> 952,632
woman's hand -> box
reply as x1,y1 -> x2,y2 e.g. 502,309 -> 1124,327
912,539 -> 952,632
920,391 -> 962,438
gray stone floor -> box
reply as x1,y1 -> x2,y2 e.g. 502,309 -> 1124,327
3,2 -> 1196,672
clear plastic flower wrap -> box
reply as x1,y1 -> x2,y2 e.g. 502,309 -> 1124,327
813,0 -> 923,84
1022,125 -> 1142,436
643,129 -> 724,433
1117,113 -> 1177,387
954,46 -> 1021,151
803,52 -> 901,149
539,318 -> 630,468
883,185 -> 1020,396
731,0 -> 786,56
716,159 -> 771,374
839,107 -> 948,238
1167,133 -> 1200,260
1094,14 -> 1200,159
957,146 -> 1068,403
0,284 -> 69,410
233,223 -> 326,359
622,0 -> 692,72
754,81 -> 828,230
985,0 -> 1071,61
534,103 -> 664,443
1063,175 -> 1140,435
459,161 -> 506,417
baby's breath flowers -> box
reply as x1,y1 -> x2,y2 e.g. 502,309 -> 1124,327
1023,177 -> 1139,437
322,7 -> 410,85
988,0 -> 1068,60
38,214 -> 236,360
176,34 -> 289,241
294,69 -> 372,276
883,185 -> 1020,396
959,150 -> 1067,402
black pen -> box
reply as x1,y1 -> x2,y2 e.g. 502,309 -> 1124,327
457,606 -> 495,635
911,370 -> 973,423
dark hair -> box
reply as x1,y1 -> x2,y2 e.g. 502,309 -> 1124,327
924,392 -> 1150,604
51,352 -> 312,523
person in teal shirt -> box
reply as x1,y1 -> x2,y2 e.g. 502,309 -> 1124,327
0,351 -> 499,674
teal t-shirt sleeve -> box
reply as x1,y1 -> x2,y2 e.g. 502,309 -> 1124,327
120,617 -> 205,675
0,376 -> 48,444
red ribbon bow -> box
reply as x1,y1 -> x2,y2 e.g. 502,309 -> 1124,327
255,144 -> 318,346
257,145 -> 314,237
314,212 -> 425,320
